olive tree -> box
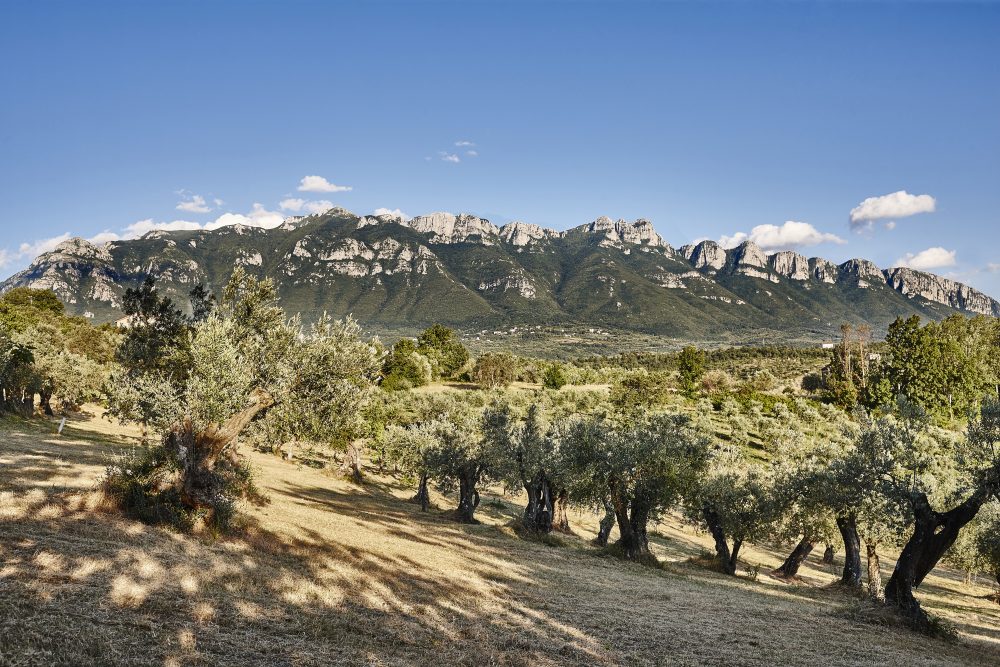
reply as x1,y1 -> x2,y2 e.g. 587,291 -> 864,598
386,420 -> 444,511
423,405 -> 491,523
103,271 -> 381,531
883,398 -> 1000,629
0,326 -> 36,415
561,412 -> 712,561
484,402 -> 568,533
472,352 -> 517,389
696,451 -> 776,575
823,414 -> 911,596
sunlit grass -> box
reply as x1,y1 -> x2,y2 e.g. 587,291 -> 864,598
2,408 -> 999,665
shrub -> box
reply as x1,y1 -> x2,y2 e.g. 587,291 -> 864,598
701,369 -> 732,394
542,364 -> 568,390
473,352 -> 518,389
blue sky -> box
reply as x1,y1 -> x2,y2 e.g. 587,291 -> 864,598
1,1 -> 998,295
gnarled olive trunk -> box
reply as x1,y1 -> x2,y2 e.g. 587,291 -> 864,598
522,471 -> 554,533
774,537 -> 814,578
552,487 -> 571,534
39,389 -> 54,417
457,463 -> 482,524
340,442 -> 364,483
836,515 -> 862,587
594,497 -> 616,547
412,471 -> 430,512
866,543 -> 883,600
884,489 -> 989,630
703,505 -> 740,575
611,485 -> 651,560
170,389 -> 274,516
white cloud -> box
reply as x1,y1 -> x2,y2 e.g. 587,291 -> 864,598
205,203 -> 285,231
894,247 -> 957,271
176,193 -> 212,214
849,190 -> 936,231
465,150 -> 479,157
18,233 -> 72,258
0,201 -> 300,272
718,221 -> 846,251
302,200 -> 333,214
439,152 -> 460,163
281,198 -> 333,214
121,203 -> 287,239
884,221 -> 896,231
297,175 -> 352,193
89,231 -> 122,244
455,140 -> 475,147
124,219 -> 203,238
373,207 -> 411,221
718,232 -> 748,248
280,198 -> 306,212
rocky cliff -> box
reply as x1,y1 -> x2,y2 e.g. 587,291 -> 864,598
2,208 -> 996,341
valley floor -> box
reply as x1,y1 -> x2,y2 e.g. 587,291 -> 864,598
2,410 -> 1000,666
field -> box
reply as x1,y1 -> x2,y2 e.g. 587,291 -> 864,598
3,408 -> 1000,666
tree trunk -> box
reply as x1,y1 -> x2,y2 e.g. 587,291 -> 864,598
774,537 -> 814,578
610,486 -> 650,560
457,464 -> 481,524
172,389 -> 274,515
822,544 -> 835,565
704,505 -> 737,575
40,390 -> 54,417
730,539 -> 743,575
866,542 -> 883,601
836,515 -> 862,587
594,497 -> 616,547
522,472 -> 554,533
884,488 -> 989,630
412,471 -> 430,511
552,487 -> 571,534
339,442 -> 363,483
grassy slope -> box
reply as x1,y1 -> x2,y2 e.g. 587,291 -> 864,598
3,411 -> 1000,666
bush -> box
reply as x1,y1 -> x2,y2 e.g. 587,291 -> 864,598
701,369 -> 732,394
101,446 -> 195,531
472,352 -> 518,389
101,439 -> 262,534
542,364 -> 568,390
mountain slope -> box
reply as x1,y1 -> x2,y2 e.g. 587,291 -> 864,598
2,208 -> 996,343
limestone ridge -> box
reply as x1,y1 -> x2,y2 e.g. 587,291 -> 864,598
2,207 -> 997,340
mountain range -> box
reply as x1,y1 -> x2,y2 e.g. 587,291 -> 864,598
2,208 -> 997,344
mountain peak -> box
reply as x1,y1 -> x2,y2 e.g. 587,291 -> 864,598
3,210 -> 997,335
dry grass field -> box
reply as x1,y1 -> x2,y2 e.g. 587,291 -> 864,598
3,408 -> 1000,666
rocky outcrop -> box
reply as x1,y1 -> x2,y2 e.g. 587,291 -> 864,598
809,257 -> 838,284
498,222 -> 556,247
728,241 -> 767,269
885,267 -> 1000,316
719,241 -> 776,282
686,241 -> 728,271
770,251 -> 810,281
838,259 -> 884,286
567,217 -> 669,250
3,207 -> 998,335
1,238 -> 119,305
403,212 -> 499,244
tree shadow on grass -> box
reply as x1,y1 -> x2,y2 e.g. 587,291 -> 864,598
1,481 -> 616,667
5,438 -> 1000,666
